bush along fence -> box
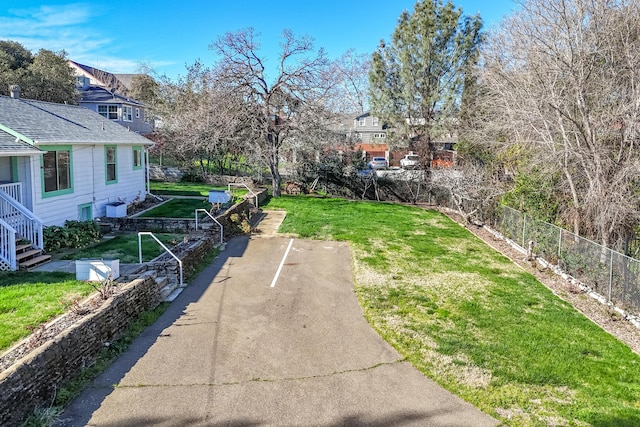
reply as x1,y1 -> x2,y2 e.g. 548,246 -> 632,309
492,205 -> 640,324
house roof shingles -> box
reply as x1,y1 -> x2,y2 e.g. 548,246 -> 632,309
78,86 -> 144,106
0,130 -> 43,155
0,95 -> 153,146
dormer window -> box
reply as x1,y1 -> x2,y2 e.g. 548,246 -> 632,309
123,106 -> 133,122
98,105 -> 118,120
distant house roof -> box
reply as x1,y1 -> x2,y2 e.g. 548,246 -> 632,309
78,86 -> 144,106
68,60 -> 131,94
0,95 -> 153,146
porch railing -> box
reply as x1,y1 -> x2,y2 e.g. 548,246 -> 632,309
0,217 -> 17,271
0,189 -> 44,252
0,182 -> 23,204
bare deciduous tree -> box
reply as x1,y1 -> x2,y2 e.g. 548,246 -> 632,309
157,61 -> 245,177
210,28 -> 330,196
327,49 -> 371,115
477,0 -> 640,248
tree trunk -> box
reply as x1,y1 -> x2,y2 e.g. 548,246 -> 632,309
270,145 -> 282,197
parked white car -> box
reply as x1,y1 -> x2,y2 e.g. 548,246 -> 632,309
400,154 -> 419,169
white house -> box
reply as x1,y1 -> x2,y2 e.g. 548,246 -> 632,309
0,87 -> 154,271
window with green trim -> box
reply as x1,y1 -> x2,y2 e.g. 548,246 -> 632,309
133,146 -> 142,169
105,146 -> 117,183
78,203 -> 92,221
43,149 -> 72,193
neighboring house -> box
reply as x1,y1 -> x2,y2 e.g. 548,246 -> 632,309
68,60 -> 153,135
0,87 -> 153,271
350,112 -> 387,144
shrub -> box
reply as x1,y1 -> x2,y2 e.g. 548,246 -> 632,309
44,220 -> 101,252
229,212 -> 251,235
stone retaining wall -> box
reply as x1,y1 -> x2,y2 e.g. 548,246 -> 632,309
0,272 -> 162,426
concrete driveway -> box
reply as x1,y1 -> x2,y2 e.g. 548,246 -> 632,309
55,233 -> 498,426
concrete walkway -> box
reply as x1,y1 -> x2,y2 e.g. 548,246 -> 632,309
53,211 -> 498,426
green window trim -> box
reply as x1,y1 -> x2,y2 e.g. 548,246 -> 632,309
78,202 -> 93,221
105,145 -> 118,184
40,145 -> 74,199
132,146 -> 143,170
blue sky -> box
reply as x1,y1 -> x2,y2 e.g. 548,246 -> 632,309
1,0 -> 518,80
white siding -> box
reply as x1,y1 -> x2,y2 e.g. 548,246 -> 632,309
31,144 -> 146,226
17,157 -> 35,211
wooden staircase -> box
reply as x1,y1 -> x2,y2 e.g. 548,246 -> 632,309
16,241 -> 51,270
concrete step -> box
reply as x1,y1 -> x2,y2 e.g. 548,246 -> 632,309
156,275 -> 168,289
158,277 -> 173,300
21,254 -> 52,269
164,287 -> 184,302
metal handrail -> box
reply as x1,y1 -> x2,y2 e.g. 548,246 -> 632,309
0,217 -> 17,271
138,232 -> 183,287
194,209 -> 224,245
228,183 -> 259,208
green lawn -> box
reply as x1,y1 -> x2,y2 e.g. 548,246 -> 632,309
0,272 -> 93,351
264,195 -> 640,427
150,181 -> 248,198
60,233 -> 187,263
138,198 -> 211,219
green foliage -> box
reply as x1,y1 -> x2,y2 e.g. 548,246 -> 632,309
19,407 -> 62,427
502,172 -> 559,224
43,221 -> 101,252
369,0 -> 483,143
25,49 -> 77,103
0,40 -> 76,103
229,212 -> 251,235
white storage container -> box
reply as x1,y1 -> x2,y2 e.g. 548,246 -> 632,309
106,202 -> 127,218
75,258 -> 120,281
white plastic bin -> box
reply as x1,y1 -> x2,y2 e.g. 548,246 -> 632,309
75,258 -> 120,281
106,202 -> 127,218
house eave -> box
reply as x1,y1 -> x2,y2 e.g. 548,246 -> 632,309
0,150 -> 45,157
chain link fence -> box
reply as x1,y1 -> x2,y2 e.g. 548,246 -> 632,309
492,205 -> 640,317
